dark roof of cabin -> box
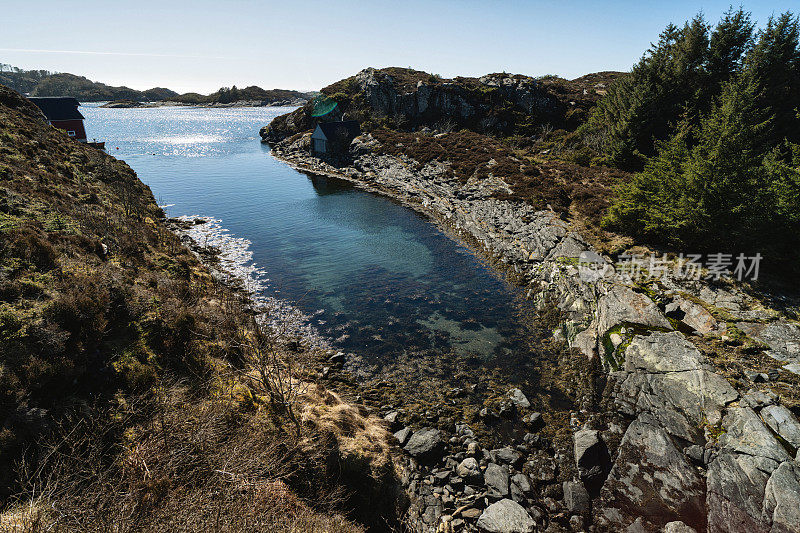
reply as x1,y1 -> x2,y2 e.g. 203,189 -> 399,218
316,120 -> 360,141
28,97 -> 84,121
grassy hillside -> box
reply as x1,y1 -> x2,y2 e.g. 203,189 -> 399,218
0,84 -> 397,531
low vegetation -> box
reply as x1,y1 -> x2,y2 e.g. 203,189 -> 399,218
0,84 -> 397,530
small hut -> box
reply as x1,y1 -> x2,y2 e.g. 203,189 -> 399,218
311,121 -> 360,155
28,97 -> 87,142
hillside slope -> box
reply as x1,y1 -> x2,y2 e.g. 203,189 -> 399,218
0,84 -> 397,531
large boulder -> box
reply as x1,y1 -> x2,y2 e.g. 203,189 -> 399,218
760,404 -> 800,450
612,332 -> 738,442
706,407 -> 793,533
507,388 -> 530,409
599,416 -> 706,531
717,407 -> 791,464
476,499 -> 536,533
485,462 -> 510,498
762,461 -> 800,533
563,480 -> 591,515
510,473 -> 532,502
597,284 -> 672,338
573,428 -> 611,490
665,296 -> 719,335
403,428 -> 444,462
707,452 -> 773,532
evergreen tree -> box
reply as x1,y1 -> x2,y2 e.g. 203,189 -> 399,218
587,10 -> 762,169
744,12 -> 800,145
705,8 -> 755,95
604,74 -> 800,271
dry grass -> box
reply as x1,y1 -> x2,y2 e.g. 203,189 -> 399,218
300,384 -> 395,479
0,376 -> 399,532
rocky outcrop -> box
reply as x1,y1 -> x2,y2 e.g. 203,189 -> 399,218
261,67 -> 567,143
611,331 -> 739,442
404,428 -> 445,462
267,132 -> 800,532
598,415 -> 706,530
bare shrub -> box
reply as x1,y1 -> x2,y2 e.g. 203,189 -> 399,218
231,309 -> 312,430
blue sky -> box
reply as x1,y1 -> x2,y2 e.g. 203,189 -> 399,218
1,1 -> 793,93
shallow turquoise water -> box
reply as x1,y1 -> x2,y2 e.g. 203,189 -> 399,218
81,104 -> 531,363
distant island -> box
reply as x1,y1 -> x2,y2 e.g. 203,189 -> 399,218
0,64 -> 313,106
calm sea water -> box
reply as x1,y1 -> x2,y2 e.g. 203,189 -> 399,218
81,104 -> 532,365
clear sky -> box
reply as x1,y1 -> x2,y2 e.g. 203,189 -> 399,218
1,1 -> 794,93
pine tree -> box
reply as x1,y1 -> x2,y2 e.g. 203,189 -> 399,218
587,15 -> 712,168
744,12 -> 800,145
706,8 -> 755,94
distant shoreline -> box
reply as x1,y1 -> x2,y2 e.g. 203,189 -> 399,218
98,98 -> 308,109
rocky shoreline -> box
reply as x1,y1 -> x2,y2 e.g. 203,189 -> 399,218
263,134 -> 800,533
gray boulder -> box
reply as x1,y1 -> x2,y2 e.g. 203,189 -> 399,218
663,522 -> 698,533
404,428 -> 444,461
573,428 -> 611,487
707,451 -> 773,532
612,332 -> 738,442
599,417 -> 705,530
491,446 -> 522,466
718,407 -> 791,464
507,388 -> 530,409
394,427 -> 412,446
597,284 -> 672,338
762,461 -> 800,533
476,499 -> 536,533
457,457 -> 483,484
761,404 -> 800,450
510,473 -> 532,502
563,480 -> 591,515
485,463 -> 510,498
665,297 -> 719,335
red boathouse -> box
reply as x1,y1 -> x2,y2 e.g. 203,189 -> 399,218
28,97 -> 87,142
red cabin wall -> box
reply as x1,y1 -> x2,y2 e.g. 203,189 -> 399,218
50,119 -> 87,142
